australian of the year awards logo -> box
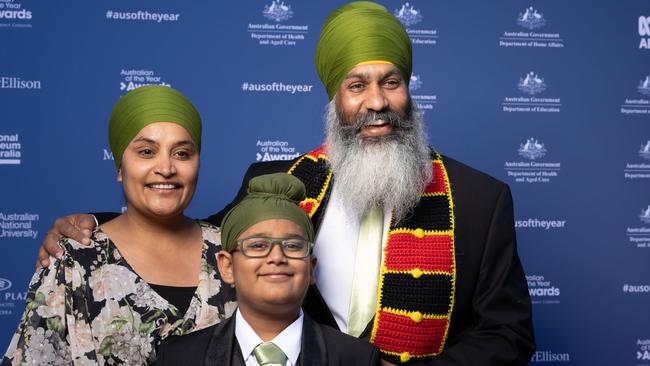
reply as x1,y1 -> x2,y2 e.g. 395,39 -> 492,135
255,140 -> 300,162
505,138 -> 561,184
637,339 -> 650,363
409,73 -> 436,113
626,205 -> 650,248
248,1 -> 308,47
394,2 -> 438,46
119,69 -> 170,93
502,72 -> 561,113
526,274 -> 560,305
621,74 -> 650,115
640,16 -> 650,49
499,7 -> 563,49
0,133 -> 21,165
624,140 -> 650,179
0,0 -> 32,28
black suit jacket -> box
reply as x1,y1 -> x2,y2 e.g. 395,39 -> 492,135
154,313 -> 380,366
205,154 -> 535,366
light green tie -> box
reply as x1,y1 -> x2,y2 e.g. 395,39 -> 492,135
347,205 -> 384,337
253,342 -> 287,366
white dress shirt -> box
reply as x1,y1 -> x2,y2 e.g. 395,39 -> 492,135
235,309 -> 303,366
313,183 -> 391,333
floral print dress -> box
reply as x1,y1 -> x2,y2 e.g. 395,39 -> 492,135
3,221 -> 237,365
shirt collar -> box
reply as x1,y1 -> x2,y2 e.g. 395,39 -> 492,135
235,308 -> 304,366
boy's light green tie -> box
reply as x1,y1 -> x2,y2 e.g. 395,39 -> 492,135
253,342 -> 287,366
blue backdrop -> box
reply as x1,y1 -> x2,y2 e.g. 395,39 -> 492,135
1,1 -> 649,364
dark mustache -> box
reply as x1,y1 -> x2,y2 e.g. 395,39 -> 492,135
347,111 -> 408,132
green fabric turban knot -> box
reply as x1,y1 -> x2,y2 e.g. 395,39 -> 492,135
220,173 -> 315,252
315,1 -> 412,99
108,85 -> 202,169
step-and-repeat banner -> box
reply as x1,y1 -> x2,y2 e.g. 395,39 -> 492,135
1,1 -> 649,364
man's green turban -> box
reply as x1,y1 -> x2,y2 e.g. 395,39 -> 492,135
314,1 -> 412,100
108,85 -> 202,170
220,173 -> 315,252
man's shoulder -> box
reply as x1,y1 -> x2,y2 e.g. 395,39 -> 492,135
245,156 -> 303,176
440,153 -> 509,193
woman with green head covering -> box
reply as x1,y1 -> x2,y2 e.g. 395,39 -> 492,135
4,85 -> 237,365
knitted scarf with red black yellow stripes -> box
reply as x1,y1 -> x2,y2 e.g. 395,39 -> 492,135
288,146 -> 456,364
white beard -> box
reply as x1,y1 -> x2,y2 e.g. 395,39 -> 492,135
324,99 -> 433,223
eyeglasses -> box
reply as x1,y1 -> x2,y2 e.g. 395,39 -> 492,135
234,237 -> 314,259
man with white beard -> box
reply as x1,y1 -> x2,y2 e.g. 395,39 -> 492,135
39,2 -> 534,365
325,97 -> 432,225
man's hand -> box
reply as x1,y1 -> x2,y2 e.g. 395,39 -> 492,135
37,214 -> 96,268
381,360 -> 396,366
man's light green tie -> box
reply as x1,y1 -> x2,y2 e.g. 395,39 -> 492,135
347,205 -> 384,337
253,342 -> 287,366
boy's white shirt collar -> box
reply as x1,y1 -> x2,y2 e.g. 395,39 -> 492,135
235,308 -> 303,366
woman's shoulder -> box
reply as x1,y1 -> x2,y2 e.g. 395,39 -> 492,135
57,228 -> 112,265
197,221 -> 223,249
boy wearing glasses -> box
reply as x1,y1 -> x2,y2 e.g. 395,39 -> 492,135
155,173 -> 379,365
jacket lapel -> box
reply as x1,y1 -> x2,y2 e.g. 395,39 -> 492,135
297,315 -> 327,366
231,338 -> 246,366
359,317 -> 374,340
203,317 -> 246,366
302,285 -> 338,330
